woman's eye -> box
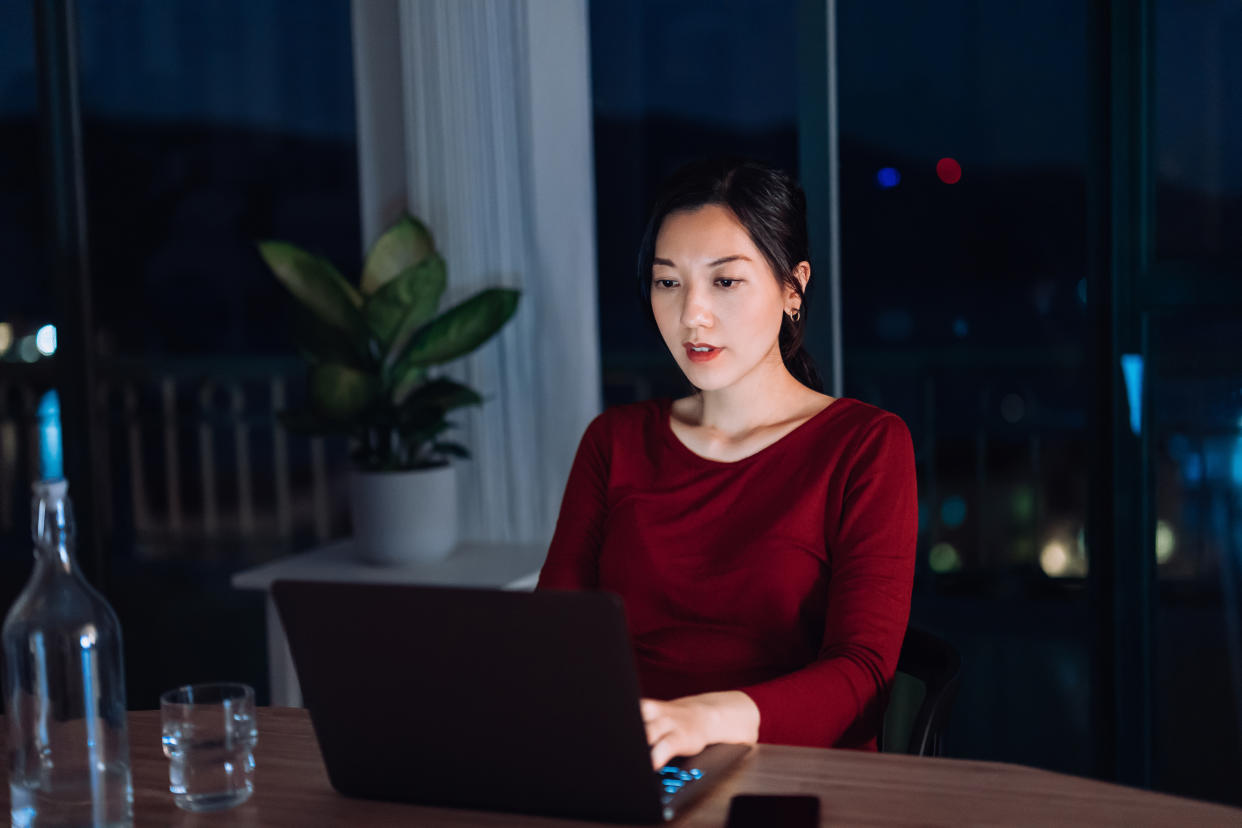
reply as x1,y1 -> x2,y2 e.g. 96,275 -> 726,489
654,279 -> 678,289
716,278 -> 738,288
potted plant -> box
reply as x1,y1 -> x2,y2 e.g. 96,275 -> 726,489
258,213 -> 519,564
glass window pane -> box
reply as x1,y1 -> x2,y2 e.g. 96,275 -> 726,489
838,0 -> 1092,775
71,0 -> 360,707
1154,0 -> 1242,266
0,0 -> 50,602
77,0 -> 359,357
0,2 -> 48,336
590,0 -> 799,406
1151,311 -> 1242,804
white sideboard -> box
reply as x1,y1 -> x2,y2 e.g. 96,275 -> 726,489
231,539 -> 547,706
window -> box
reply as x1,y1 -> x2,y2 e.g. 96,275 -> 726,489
3,0 -> 365,707
1147,0 -> 1242,803
838,0 -> 1093,774
1154,0 -> 1242,267
0,0 -> 49,607
590,0 -> 799,406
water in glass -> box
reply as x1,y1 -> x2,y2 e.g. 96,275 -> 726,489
160,683 -> 257,812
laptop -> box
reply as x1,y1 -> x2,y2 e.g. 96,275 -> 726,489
271,580 -> 752,823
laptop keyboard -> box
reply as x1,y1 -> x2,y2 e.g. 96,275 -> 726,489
657,764 -> 704,804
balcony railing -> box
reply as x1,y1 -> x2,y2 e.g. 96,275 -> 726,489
0,356 -> 350,564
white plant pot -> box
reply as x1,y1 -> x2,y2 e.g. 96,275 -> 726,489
348,464 -> 458,565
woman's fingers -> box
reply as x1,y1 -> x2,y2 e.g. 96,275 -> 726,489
644,716 -> 676,750
641,692 -> 755,771
640,697 -> 711,769
651,733 -> 678,770
641,698 -> 672,744
651,727 -> 705,770
642,700 -> 679,767
649,717 -> 690,770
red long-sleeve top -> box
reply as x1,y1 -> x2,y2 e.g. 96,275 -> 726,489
536,396 -> 917,751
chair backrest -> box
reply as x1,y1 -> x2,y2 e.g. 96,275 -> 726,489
879,625 -> 962,756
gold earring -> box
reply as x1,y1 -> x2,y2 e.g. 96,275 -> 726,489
790,309 -> 801,323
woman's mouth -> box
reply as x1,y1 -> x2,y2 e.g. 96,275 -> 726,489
683,343 -> 723,363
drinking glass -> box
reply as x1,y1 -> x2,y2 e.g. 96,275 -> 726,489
159,683 -> 257,812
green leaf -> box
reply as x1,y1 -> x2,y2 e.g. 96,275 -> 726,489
259,241 -> 364,336
389,365 -> 425,401
308,362 -> 379,420
360,214 -> 436,295
386,288 -> 520,388
290,305 -> 367,368
397,377 -> 483,411
363,252 -> 446,347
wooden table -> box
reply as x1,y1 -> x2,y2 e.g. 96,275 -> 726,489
3,708 -> 1240,826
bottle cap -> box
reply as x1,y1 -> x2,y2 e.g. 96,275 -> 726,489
37,389 -> 64,482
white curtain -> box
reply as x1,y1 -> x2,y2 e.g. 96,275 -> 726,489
352,0 -> 601,545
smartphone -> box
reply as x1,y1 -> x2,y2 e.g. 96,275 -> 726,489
724,794 -> 820,828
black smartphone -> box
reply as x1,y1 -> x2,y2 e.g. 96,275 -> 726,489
724,794 -> 820,828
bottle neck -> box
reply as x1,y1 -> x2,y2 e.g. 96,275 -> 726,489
32,479 -> 76,573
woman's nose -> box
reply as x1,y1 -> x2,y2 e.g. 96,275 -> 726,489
680,287 -> 714,329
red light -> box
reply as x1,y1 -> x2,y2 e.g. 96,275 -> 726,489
936,157 -> 962,184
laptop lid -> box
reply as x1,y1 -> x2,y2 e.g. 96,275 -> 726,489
271,579 -> 744,823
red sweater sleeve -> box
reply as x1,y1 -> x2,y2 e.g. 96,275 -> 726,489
536,413 -> 610,590
738,413 -> 917,748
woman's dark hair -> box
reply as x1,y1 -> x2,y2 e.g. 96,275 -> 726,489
636,157 -> 823,392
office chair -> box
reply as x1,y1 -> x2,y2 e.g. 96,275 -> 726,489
878,625 -> 961,756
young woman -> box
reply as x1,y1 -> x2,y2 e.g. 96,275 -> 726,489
537,158 -> 917,769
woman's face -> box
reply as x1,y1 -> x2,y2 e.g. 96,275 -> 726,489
650,204 -> 796,392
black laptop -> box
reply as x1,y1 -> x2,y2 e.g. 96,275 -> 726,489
271,580 -> 752,823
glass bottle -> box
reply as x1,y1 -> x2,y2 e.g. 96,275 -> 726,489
3,391 -> 133,827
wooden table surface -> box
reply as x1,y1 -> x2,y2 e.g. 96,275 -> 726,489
3,708 -> 1240,826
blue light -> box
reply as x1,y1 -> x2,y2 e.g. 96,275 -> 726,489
1182,453 -> 1202,485
1120,354 -> 1144,436
952,317 -> 969,338
37,390 -> 63,481
876,167 -> 901,188
876,309 -> 913,341
940,496 -> 967,529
